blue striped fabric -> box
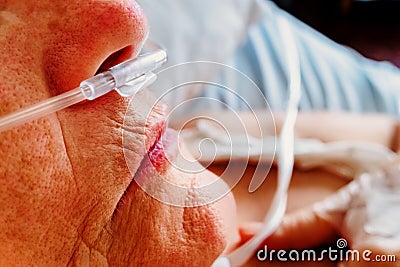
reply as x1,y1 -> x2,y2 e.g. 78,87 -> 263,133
224,1 -> 400,115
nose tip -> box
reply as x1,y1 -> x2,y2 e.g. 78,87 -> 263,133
44,0 -> 148,95
83,0 -> 148,51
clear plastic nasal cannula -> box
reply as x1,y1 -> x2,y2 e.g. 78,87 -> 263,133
0,43 -> 167,133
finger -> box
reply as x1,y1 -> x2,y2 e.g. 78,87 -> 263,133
239,206 -> 338,251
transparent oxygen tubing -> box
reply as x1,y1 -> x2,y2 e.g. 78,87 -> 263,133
0,45 -> 167,133
211,12 -> 302,267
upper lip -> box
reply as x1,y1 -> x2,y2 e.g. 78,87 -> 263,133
114,102 -> 167,207
134,124 -> 165,175
121,98 -> 168,173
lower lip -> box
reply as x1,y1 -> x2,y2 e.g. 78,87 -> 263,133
139,127 -> 179,175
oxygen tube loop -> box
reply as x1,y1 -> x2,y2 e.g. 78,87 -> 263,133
211,12 -> 302,267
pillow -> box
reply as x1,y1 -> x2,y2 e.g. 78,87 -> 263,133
137,0 -> 265,110
136,0 -> 264,88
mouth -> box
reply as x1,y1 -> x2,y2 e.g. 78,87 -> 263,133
118,82 -> 180,194
99,42 -> 179,205
145,127 -> 180,175
114,120 -> 179,216
132,123 -> 180,182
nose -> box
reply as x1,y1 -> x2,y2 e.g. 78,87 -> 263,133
43,0 -> 148,95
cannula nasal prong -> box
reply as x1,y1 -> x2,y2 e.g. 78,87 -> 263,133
0,47 -> 167,132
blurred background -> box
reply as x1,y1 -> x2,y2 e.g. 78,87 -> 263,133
272,0 -> 400,67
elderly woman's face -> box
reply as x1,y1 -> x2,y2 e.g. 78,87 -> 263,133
0,1 -> 237,266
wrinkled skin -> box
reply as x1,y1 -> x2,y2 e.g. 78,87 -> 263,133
0,1 -> 237,266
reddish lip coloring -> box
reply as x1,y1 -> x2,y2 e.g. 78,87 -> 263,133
135,127 -> 179,179
147,128 -> 179,174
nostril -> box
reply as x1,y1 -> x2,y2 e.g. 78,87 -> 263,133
95,45 -> 134,75
43,1 -> 148,95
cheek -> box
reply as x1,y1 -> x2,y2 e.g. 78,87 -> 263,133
0,0 -> 148,263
